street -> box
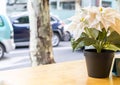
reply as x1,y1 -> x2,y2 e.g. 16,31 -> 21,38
0,41 -> 84,71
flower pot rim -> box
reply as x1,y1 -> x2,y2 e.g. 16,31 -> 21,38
84,49 -> 115,53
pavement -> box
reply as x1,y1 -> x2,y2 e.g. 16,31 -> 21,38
0,41 -> 84,71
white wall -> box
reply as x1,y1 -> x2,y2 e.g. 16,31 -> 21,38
115,0 -> 120,11
0,0 -> 7,14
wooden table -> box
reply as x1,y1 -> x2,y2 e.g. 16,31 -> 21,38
0,60 -> 120,85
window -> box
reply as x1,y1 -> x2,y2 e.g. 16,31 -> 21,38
51,2 -> 57,9
0,17 -> 4,27
102,1 -> 112,7
7,0 -> 27,5
17,16 -> 29,24
61,2 -> 75,10
51,17 -> 55,21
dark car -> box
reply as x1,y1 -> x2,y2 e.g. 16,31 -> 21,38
10,12 -> 65,47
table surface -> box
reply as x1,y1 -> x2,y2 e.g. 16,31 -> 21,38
0,60 -> 120,85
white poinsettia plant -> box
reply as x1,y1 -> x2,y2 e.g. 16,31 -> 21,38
69,7 -> 120,53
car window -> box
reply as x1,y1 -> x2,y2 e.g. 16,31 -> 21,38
0,17 -> 4,27
17,16 -> 29,24
50,17 -> 55,21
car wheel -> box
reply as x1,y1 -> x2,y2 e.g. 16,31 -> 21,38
0,44 -> 4,59
64,31 -> 71,41
52,33 -> 60,47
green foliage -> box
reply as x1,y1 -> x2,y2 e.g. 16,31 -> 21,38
72,27 -> 120,53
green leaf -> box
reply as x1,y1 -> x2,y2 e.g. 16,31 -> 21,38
84,27 -> 99,39
105,44 -> 120,51
83,37 -> 96,46
71,37 -> 84,51
80,32 -> 89,37
71,28 -> 120,52
107,31 -> 120,45
71,32 -> 96,51
97,28 -> 107,41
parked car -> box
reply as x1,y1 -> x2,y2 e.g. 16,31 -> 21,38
0,14 -> 15,59
9,12 -> 65,47
64,24 -> 72,41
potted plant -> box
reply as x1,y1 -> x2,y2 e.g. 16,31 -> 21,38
69,7 -> 120,78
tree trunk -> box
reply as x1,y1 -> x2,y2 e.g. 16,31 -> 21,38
99,0 -> 102,7
27,0 -> 55,66
75,0 -> 80,14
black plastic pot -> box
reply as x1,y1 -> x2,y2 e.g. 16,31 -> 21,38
84,49 -> 114,78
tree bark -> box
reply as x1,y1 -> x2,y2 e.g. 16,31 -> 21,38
27,0 -> 55,66
75,0 -> 80,14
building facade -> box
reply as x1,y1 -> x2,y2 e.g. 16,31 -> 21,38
50,0 -> 118,10
102,0 -> 118,9
49,0 -> 120,22
50,0 -> 101,10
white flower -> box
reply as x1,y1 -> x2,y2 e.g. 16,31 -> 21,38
68,7 -> 120,40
